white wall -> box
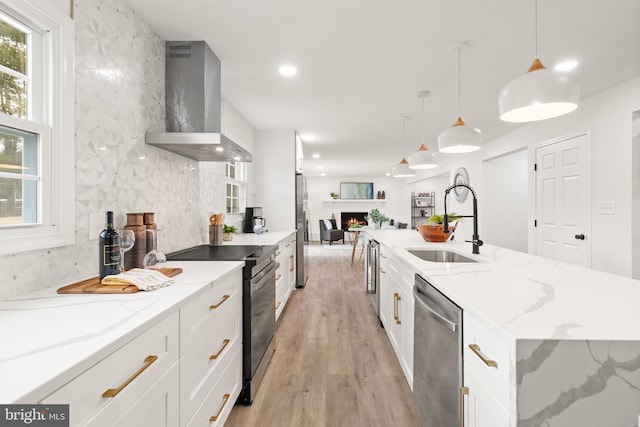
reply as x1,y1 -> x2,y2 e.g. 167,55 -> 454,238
307,176 -> 406,241
632,111 -> 640,279
252,130 -> 296,232
482,149 -> 528,252
407,172 -> 450,224
409,76 -> 640,277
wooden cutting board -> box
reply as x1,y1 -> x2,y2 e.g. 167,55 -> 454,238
57,268 -> 183,294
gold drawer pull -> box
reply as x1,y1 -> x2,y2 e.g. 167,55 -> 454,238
210,393 -> 231,422
209,339 -> 230,360
210,294 -> 230,310
102,355 -> 158,398
459,386 -> 469,427
469,344 -> 498,368
290,255 -> 294,272
394,293 -> 402,324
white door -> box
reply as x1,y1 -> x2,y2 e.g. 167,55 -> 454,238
535,134 -> 591,267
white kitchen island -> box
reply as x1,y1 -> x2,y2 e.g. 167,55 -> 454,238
365,228 -> 640,427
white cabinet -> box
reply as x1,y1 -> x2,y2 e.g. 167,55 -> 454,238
378,243 -> 414,389
463,311 -> 509,427
275,232 -> 296,321
180,273 -> 242,426
41,312 -> 180,426
40,270 -> 243,427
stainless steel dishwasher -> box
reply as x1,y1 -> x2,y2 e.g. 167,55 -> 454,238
413,274 -> 463,427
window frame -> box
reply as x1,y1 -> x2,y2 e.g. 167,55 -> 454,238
0,1 -> 74,255
225,161 -> 247,215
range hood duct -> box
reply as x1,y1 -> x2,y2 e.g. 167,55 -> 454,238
145,41 -> 252,162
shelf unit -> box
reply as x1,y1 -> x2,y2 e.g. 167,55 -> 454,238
411,192 -> 435,229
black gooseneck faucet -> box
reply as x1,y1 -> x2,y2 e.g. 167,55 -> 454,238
443,183 -> 483,254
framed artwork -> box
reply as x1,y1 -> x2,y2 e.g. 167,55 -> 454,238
340,182 -> 374,199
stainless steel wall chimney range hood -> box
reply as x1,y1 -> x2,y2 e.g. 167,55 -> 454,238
145,41 -> 252,162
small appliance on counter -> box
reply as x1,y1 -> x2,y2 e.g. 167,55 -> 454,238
244,207 -> 266,233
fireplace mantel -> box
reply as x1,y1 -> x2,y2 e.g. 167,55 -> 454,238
322,199 -> 386,205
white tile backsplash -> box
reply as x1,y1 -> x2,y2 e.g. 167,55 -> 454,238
0,0 -> 219,300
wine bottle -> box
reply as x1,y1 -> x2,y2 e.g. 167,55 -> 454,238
99,211 -> 121,279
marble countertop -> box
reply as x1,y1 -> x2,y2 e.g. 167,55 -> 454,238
224,230 -> 296,246
365,229 -> 640,342
0,261 -> 243,403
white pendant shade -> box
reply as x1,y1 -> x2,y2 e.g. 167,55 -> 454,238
499,58 -> 579,123
392,157 -> 415,177
437,116 -> 482,154
408,144 -> 438,169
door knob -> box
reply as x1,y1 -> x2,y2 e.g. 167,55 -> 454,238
574,234 -> 585,240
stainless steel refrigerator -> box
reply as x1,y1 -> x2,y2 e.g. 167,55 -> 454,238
295,173 -> 309,287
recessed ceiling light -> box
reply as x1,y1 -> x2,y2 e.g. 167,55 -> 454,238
320,173 -> 326,177
554,60 -> 578,71
215,146 -> 224,152
385,172 -> 391,176
318,165 -> 324,170
278,65 -> 297,76
312,153 -> 320,159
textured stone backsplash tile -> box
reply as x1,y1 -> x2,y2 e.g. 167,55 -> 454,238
0,0 -> 217,300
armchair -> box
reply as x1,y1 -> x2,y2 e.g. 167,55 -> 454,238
319,219 -> 345,245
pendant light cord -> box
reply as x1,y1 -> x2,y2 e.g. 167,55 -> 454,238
421,96 -> 425,143
457,47 -> 461,117
534,0 -> 538,59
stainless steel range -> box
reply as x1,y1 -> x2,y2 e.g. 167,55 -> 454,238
167,244 -> 278,405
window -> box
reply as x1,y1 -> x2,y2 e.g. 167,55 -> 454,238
225,161 -> 246,214
0,1 -> 74,254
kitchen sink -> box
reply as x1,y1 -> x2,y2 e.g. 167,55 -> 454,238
407,249 -> 477,263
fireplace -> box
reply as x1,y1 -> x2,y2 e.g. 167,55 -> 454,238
341,212 -> 368,230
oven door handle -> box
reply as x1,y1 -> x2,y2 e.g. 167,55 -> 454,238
250,262 -> 278,293
413,287 -> 457,332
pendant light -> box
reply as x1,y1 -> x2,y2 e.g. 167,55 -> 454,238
498,0 -> 579,122
437,41 -> 482,154
408,90 -> 439,170
392,116 -> 415,178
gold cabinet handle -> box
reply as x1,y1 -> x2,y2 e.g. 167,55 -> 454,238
209,339 -> 230,360
289,255 -> 294,272
209,294 -> 230,310
469,344 -> 498,368
102,355 -> 158,398
276,274 -> 282,281
459,386 -> 469,427
210,393 -> 230,422
394,293 -> 402,324
276,301 -> 282,310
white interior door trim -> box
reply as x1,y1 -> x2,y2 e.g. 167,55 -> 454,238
528,131 -> 593,265
528,131 -> 592,265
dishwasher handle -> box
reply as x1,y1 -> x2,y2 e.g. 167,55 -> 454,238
413,286 -> 457,332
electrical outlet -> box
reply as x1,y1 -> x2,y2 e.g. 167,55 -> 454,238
89,213 -> 103,241
599,201 -> 615,215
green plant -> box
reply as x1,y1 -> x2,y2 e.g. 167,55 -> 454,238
330,192 -> 339,199
424,213 -> 463,225
369,208 -> 389,225
223,224 -> 238,234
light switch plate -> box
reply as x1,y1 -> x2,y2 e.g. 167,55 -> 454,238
599,201 -> 615,215
89,213 -> 103,240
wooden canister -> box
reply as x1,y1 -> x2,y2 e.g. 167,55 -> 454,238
144,212 -> 157,252
125,213 -> 147,269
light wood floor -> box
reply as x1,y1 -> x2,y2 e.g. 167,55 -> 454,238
226,242 -> 424,427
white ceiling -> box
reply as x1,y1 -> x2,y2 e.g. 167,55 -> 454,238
126,0 -> 640,177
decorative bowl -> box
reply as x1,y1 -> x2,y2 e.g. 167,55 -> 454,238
417,224 -> 456,242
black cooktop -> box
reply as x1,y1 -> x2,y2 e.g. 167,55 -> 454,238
167,244 -> 277,262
